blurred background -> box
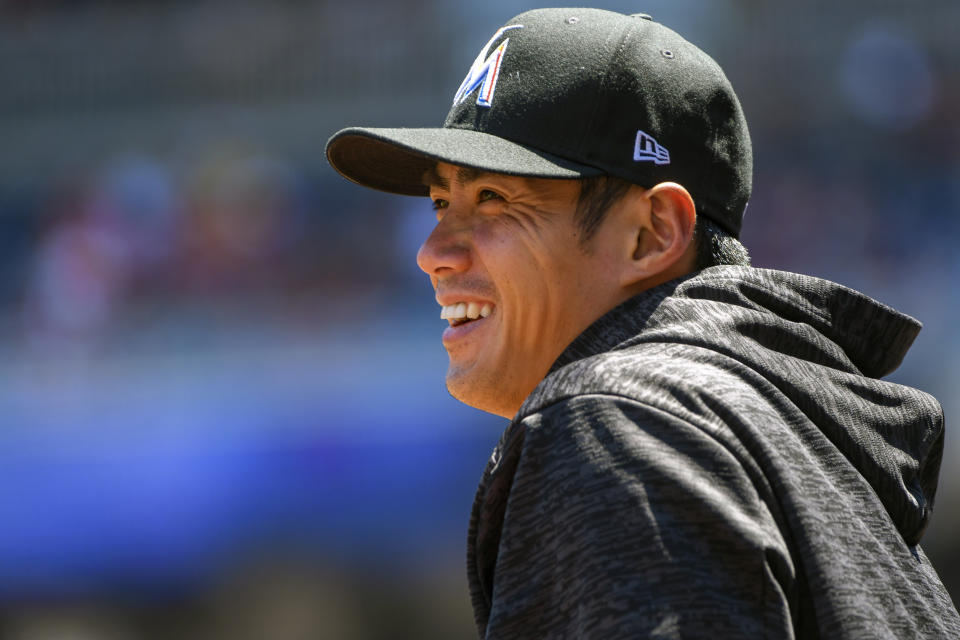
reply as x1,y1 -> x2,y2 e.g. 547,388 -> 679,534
0,0 -> 957,638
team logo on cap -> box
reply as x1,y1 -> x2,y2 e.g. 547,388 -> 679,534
633,130 -> 670,165
453,24 -> 523,108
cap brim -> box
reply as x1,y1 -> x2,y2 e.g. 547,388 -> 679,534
325,127 -> 604,197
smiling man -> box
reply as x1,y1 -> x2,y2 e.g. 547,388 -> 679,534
326,8 -> 959,639
421,163 -> 697,418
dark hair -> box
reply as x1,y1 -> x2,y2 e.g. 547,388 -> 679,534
575,175 -> 633,241
691,215 -> 751,270
576,175 -> 750,269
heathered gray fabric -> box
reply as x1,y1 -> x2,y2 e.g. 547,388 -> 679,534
467,266 -> 960,639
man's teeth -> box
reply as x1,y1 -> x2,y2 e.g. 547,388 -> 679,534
440,302 -> 493,320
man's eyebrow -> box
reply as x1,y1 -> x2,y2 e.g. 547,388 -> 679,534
454,166 -> 485,186
421,165 -> 491,190
422,165 -> 448,190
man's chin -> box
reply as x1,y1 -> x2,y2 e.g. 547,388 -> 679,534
445,366 -> 520,419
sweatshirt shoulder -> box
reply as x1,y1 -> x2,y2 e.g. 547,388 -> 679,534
520,341 -> 775,432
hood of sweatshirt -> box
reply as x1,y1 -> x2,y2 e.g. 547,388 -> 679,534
526,265 -> 944,546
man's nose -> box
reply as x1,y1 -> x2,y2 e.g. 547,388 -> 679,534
416,215 -> 472,278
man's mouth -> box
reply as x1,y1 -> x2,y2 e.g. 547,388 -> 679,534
440,302 -> 493,327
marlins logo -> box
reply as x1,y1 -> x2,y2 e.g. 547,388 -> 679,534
453,25 -> 524,108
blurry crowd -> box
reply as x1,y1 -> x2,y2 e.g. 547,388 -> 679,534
24,152 -> 300,337
3,147 -> 409,352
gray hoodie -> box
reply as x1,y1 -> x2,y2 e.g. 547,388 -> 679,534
467,266 -> 959,639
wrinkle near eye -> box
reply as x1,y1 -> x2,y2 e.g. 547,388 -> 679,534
506,201 -> 567,227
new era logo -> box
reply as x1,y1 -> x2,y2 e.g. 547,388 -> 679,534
633,130 -> 670,165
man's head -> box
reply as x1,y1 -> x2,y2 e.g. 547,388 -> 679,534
325,8 -> 752,417
417,162 -> 700,416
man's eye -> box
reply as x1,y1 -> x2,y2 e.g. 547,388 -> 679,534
432,198 -> 449,210
478,189 -> 502,203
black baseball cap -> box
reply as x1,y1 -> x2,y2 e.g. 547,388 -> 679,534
326,8 -> 752,237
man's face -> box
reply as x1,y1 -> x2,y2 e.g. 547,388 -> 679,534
417,162 -> 629,418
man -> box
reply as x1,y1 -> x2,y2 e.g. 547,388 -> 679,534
326,8 -> 960,638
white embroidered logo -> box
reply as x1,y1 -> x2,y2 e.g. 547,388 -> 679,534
453,24 -> 524,108
633,130 -> 670,165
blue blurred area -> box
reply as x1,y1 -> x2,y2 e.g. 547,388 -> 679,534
0,1 -> 958,638
0,338 -> 493,593
0,311 -> 499,586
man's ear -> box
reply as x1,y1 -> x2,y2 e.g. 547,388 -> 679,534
621,182 -> 697,288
